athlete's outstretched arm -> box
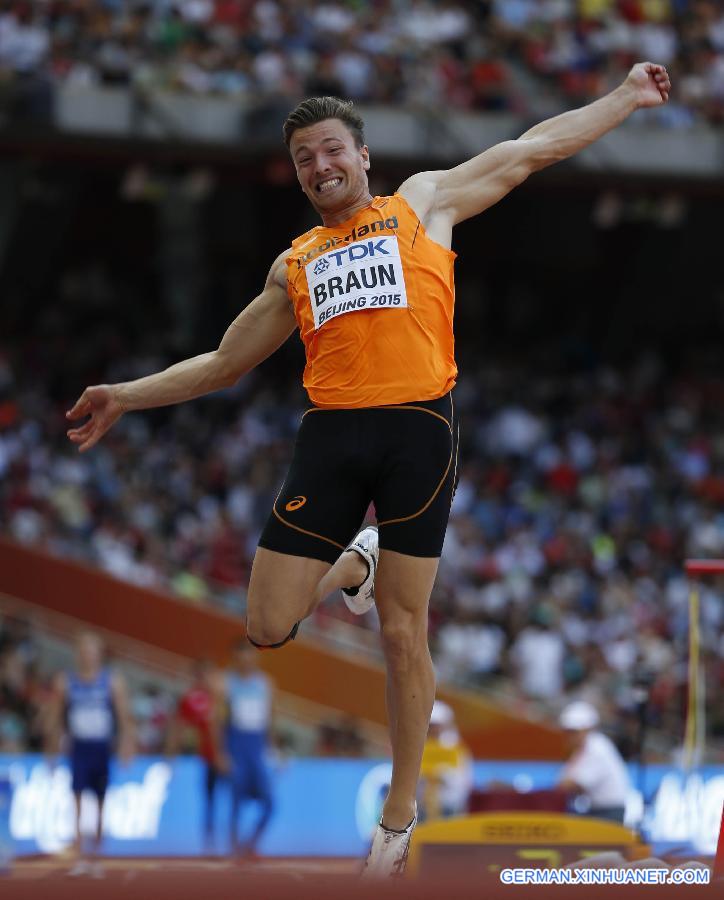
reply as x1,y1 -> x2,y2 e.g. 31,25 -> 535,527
66,251 -> 296,452
400,62 -> 671,236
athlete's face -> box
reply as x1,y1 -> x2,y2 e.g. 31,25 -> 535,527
289,118 -> 370,218
234,644 -> 257,674
76,633 -> 102,671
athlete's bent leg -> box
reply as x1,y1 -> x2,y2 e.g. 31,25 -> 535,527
374,550 -> 438,831
248,791 -> 274,852
94,792 -> 105,855
229,784 -> 243,856
72,792 -> 82,856
204,763 -> 218,848
245,547 -> 368,647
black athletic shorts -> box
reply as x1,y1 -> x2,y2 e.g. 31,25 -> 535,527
70,742 -> 110,798
258,392 -> 459,565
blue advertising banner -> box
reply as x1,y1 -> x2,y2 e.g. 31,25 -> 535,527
0,755 -> 722,858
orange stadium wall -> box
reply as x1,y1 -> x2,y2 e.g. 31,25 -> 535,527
0,537 -> 568,759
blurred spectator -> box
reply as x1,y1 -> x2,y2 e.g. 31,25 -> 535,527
419,700 -> 473,820
0,643 -> 28,751
0,615 -> 44,752
0,1 -> 721,127
557,700 -> 630,823
510,605 -> 566,701
133,682 -> 173,754
222,640 -> 275,857
45,631 -> 134,876
166,659 -> 225,849
316,716 -> 365,756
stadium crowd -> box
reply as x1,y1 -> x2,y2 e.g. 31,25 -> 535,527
0,614 -> 50,752
0,0 -> 723,125
2,320 -> 723,760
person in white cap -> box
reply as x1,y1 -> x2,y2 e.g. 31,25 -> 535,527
557,700 -> 630,823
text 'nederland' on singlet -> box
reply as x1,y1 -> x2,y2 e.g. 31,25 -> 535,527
66,669 -> 115,746
286,193 -> 457,409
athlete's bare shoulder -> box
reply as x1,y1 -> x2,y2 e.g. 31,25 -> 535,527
267,248 -> 293,293
397,171 -> 452,249
397,171 -> 445,226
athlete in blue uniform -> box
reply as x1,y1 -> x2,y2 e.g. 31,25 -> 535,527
223,641 -> 274,857
47,632 -> 133,876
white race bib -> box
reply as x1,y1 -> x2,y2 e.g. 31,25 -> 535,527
231,695 -> 268,731
69,706 -> 113,741
305,235 -> 408,330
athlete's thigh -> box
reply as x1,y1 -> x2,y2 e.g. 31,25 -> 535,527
230,762 -> 251,802
247,547 -> 331,622
258,408 -> 373,566
374,548 -> 440,623
374,393 -> 458,559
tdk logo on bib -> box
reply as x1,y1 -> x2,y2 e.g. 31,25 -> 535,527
306,236 -> 408,329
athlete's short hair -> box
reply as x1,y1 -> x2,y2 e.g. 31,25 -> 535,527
282,97 -> 365,148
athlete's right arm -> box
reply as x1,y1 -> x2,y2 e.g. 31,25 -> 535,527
66,252 -> 296,452
211,670 -> 231,772
44,672 -> 67,756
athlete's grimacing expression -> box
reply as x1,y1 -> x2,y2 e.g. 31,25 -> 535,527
289,118 -> 371,224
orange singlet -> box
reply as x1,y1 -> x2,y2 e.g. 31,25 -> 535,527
286,194 -> 457,408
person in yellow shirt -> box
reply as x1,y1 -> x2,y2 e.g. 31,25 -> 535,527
66,61 -> 671,875
420,701 -> 473,821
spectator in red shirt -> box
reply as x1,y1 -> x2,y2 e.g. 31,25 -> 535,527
167,659 -> 224,852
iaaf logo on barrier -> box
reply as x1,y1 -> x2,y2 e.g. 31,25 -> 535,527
641,773 -> 724,854
8,762 -> 171,853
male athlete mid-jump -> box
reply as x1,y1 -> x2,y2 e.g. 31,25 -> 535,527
67,62 -> 670,876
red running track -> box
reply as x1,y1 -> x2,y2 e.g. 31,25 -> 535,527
0,857 -> 719,900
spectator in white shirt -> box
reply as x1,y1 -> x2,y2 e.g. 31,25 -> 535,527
558,701 -> 630,824
510,607 -> 565,700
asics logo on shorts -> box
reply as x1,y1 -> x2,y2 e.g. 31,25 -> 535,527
285,495 -> 307,511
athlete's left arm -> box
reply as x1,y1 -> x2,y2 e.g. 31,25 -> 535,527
211,671 -> 231,773
400,62 -> 670,239
44,672 -> 67,758
111,673 -> 135,763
